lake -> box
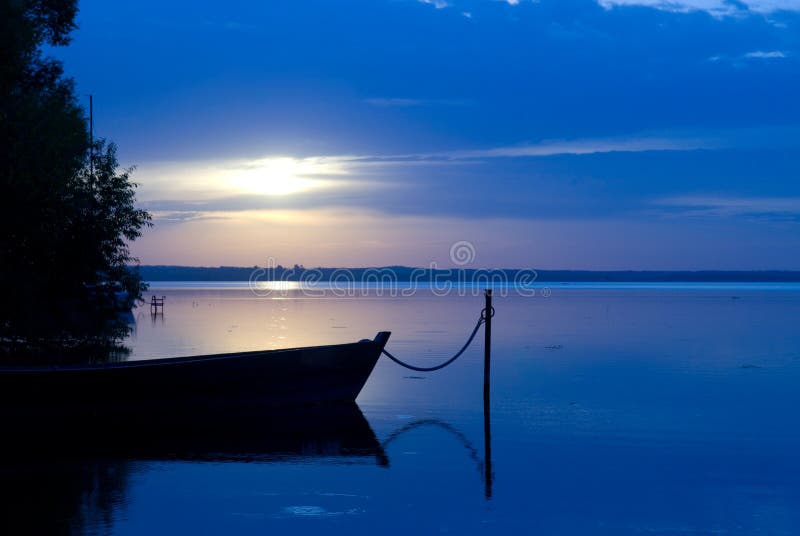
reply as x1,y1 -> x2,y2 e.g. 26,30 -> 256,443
2,283 -> 799,535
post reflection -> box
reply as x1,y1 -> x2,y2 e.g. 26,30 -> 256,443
380,405 -> 494,500
149,310 -> 165,327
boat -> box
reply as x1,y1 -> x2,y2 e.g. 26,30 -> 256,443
0,332 -> 391,408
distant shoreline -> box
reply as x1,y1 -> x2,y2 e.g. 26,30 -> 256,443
137,265 -> 800,283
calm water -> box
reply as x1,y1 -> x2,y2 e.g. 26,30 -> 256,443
3,284 -> 800,534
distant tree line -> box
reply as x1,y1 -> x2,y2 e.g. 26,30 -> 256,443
139,265 -> 800,283
1,1 -> 151,360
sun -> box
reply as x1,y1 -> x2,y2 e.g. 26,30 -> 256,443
228,157 -> 319,196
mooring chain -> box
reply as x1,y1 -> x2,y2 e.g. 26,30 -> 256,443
381,305 -> 494,372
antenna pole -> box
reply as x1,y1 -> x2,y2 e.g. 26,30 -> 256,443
89,94 -> 94,179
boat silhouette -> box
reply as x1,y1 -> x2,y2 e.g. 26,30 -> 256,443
0,332 -> 391,408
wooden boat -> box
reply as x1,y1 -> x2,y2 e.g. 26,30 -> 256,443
0,332 -> 391,408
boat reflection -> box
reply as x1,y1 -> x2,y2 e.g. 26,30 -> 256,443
0,458 -> 134,535
0,403 -> 387,534
1,402 -> 387,463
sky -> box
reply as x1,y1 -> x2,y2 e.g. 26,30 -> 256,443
54,0 -> 800,269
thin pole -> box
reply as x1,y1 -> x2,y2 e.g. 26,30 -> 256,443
483,289 -> 493,499
89,94 -> 94,179
484,289 -> 492,402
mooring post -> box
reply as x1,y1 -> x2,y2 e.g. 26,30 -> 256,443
483,288 -> 493,499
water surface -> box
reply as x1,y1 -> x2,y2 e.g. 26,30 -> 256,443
2,285 -> 799,534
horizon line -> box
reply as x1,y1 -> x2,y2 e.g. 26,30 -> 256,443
136,264 -> 800,273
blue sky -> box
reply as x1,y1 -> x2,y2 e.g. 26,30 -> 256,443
55,0 -> 800,269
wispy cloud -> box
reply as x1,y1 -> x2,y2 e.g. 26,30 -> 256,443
433,134 -> 716,159
417,0 -> 526,11
364,97 -> 473,107
418,0 -> 450,8
744,50 -> 787,58
134,126 -> 800,225
138,133 -> 704,218
708,49 -> 790,64
150,211 -> 226,224
138,126 -> 798,201
466,125 -> 800,159
654,195 -> 800,220
339,129 -> 748,164
597,0 -> 800,17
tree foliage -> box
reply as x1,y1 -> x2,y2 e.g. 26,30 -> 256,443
0,0 -> 151,358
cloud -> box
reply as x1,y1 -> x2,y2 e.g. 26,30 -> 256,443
708,49 -> 790,65
138,125 -> 800,201
597,0 -> 800,17
654,195 -> 800,220
744,50 -> 787,58
348,128 -> 762,164
482,125 -> 800,159
417,0 -> 526,11
134,126 -> 800,225
708,49 -> 790,64
416,0 -> 800,14
364,97 -> 473,107
418,0 -> 450,8
433,134 -> 717,159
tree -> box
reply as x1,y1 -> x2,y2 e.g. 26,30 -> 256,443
0,1 -> 151,359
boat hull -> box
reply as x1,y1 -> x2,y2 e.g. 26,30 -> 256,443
0,332 -> 390,408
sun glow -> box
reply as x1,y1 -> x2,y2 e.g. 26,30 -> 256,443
227,157 -> 342,196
